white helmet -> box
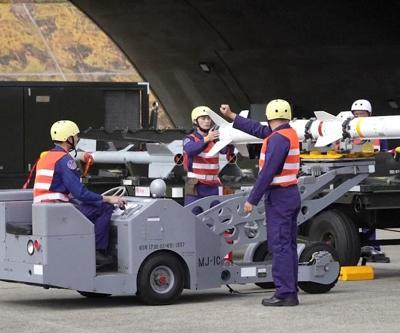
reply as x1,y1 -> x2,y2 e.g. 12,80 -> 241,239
351,99 -> 372,115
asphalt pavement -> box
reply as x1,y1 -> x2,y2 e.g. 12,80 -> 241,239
1,232 -> 400,333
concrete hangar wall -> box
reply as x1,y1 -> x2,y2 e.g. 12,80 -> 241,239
71,0 -> 400,128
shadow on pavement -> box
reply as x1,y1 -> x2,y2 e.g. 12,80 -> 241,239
0,287 -> 274,309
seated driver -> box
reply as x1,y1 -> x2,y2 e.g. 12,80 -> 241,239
33,120 -> 126,265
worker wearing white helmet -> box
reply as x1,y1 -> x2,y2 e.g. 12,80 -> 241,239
351,100 -> 390,263
350,99 -> 388,151
351,99 -> 372,117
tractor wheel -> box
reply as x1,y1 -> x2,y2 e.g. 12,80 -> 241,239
137,252 -> 184,305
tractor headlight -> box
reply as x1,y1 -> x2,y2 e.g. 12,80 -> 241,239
27,240 -> 34,256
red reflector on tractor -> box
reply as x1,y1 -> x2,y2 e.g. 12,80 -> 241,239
33,240 -> 40,251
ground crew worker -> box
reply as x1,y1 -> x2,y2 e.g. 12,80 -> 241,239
221,100 -> 301,307
351,99 -> 390,263
351,99 -> 388,152
33,120 -> 126,265
183,106 -> 233,214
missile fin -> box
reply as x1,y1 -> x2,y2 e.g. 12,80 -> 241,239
314,111 -> 337,121
167,140 -> 183,154
336,111 -> 354,120
205,139 -> 232,157
146,143 -> 173,155
149,163 -> 174,178
120,144 -> 134,152
206,110 -> 230,127
315,134 -> 343,147
76,138 -> 97,152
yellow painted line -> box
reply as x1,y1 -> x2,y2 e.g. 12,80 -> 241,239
355,118 -> 365,138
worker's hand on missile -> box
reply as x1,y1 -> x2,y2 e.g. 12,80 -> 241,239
204,128 -> 219,142
244,201 -> 253,213
103,195 -> 127,208
220,104 -> 236,121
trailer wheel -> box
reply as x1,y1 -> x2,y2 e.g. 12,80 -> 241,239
77,291 -> 111,298
137,252 -> 184,305
298,242 -> 340,294
252,241 -> 275,289
308,209 -> 360,266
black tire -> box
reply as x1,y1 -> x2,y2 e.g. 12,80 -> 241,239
252,241 -> 275,289
137,252 -> 184,305
77,291 -> 111,298
308,209 -> 360,266
298,242 -> 340,294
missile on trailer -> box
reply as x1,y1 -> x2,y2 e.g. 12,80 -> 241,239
205,109 -> 400,157
75,139 -> 235,179
76,140 -> 184,178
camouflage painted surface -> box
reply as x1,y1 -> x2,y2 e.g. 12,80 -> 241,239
0,0 -> 172,128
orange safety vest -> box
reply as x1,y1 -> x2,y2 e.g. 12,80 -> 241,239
259,128 -> 300,187
33,151 -> 70,203
353,138 -> 381,151
183,133 -> 221,186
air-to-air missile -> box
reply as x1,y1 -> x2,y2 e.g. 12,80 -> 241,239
76,140 -> 184,178
75,139 -> 234,179
205,109 -> 400,157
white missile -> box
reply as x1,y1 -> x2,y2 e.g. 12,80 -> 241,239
293,111 -> 400,146
76,140 -> 184,178
205,109 -> 400,157
75,139 -> 234,178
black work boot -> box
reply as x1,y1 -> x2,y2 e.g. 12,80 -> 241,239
261,296 -> 299,307
96,250 -> 113,267
361,246 -> 390,263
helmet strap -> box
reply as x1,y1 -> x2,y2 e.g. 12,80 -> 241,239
195,120 -> 210,134
66,137 -> 77,157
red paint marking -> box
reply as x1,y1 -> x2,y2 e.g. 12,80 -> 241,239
159,275 -> 167,285
318,121 -> 324,136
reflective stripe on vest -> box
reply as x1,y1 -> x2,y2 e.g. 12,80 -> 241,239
33,151 -> 70,203
259,128 -> 300,187
183,133 -> 221,185
33,192 -> 70,203
187,172 -> 219,181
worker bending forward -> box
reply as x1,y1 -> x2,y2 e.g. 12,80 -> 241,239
221,100 -> 301,306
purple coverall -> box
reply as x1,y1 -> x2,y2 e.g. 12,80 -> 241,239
233,116 -> 301,299
361,140 -> 388,251
48,145 -> 113,250
183,129 -> 232,214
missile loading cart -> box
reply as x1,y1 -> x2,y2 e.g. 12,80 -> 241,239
0,148 -> 387,304
0,187 -> 341,305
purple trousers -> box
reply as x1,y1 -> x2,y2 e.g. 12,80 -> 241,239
184,183 -> 220,215
77,202 -> 114,250
361,228 -> 380,251
265,185 -> 301,299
